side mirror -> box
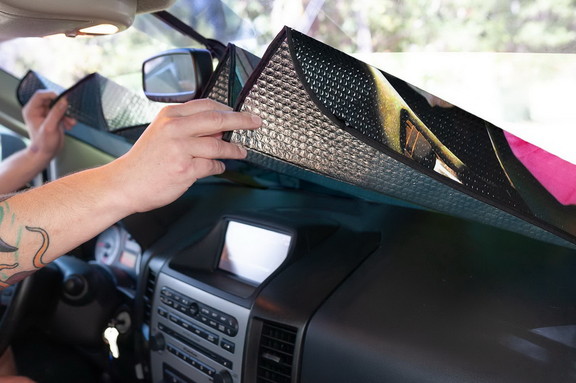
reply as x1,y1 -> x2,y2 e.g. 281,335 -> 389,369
142,48 -> 213,103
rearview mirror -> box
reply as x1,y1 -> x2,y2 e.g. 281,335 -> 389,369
142,48 -> 213,103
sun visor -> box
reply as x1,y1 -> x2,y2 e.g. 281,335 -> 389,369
227,27 -> 576,248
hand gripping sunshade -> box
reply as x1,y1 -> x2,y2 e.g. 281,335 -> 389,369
227,27 -> 576,248
17,70 -> 162,142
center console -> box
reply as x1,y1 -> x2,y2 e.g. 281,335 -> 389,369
144,211 -> 382,383
152,274 -> 249,383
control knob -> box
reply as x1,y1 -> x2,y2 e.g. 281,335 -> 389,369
213,370 -> 233,383
149,332 -> 166,352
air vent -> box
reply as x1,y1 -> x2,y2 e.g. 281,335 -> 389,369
257,321 -> 297,383
143,269 -> 157,325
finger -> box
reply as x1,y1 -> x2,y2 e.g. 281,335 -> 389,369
189,157 -> 226,179
208,132 -> 223,139
27,90 -> 58,106
171,110 -> 261,137
22,90 -> 58,118
42,98 -> 69,131
188,137 -> 248,160
162,98 -> 232,118
62,117 -> 77,131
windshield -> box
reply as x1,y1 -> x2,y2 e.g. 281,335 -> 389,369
165,0 -> 576,55
0,0 -> 574,161
0,22 -> 186,91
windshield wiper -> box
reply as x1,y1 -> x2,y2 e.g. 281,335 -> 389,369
153,10 -> 227,60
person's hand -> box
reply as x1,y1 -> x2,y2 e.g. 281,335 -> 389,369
22,90 -> 76,161
107,98 -> 261,214
0,347 -> 35,382
0,376 -> 35,383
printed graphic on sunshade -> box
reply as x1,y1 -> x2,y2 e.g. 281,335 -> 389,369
228,27 -> 576,248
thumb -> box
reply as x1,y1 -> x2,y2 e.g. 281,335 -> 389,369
42,98 -> 69,131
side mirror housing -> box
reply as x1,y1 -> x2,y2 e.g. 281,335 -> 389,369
142,48 -> 213,103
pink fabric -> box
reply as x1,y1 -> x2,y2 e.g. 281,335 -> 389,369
504,131 -> 576,205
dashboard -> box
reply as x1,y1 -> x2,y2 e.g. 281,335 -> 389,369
110,182 -> 576,383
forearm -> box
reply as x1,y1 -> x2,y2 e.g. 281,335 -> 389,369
0,147 -> 52,194
0,99 -> 260,288
0,163 -> 131,287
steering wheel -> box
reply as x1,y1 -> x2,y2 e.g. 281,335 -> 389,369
0,277 -> 35,356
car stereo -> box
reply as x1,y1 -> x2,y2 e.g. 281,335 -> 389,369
151,273 -> 249,383
149,218 -> 295,383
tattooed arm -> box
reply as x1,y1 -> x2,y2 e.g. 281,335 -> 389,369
0,99 -> 261,288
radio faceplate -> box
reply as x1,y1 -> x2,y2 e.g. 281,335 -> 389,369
151,272 -> 250,383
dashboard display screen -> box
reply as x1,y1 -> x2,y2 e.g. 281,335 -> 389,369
218,221 -> 292,284
119,251 -> 138,269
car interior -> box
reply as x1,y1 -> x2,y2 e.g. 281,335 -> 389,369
1,1 -> 576,383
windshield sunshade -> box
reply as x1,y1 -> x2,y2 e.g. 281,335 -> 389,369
228,27 -> 576,248
17,70 -> 162,142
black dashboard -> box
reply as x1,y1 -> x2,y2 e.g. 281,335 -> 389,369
108,181 -> 576,383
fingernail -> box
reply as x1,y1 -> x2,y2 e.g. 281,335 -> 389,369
56,99 -> 68,110
251,114 -> 262,125
238,145 -> 248,157
218,161 -> 226,174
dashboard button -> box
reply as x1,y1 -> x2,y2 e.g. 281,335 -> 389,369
157,308 -> 168,318
205,332 -> 219,345
191,326 -> 203,337
160,296 -> 175,307
220,339 -> 235,353
161,288 -> 174,298
189,302 -> 199,316
199,363 -> 216,377
180,320 -> 192,331
174,303 -> 188,315
189,358 -> 199,369
225,317 -> 237,329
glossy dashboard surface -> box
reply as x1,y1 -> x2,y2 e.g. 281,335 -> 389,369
120,180 -> 576,383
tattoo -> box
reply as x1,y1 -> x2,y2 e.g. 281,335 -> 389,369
0,236 -> 19,253
0,262 -> 18,270
0,204 -> 50,287
25,226 -> 50,268
0,237 -> 19,273
1,270 -> 35,287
